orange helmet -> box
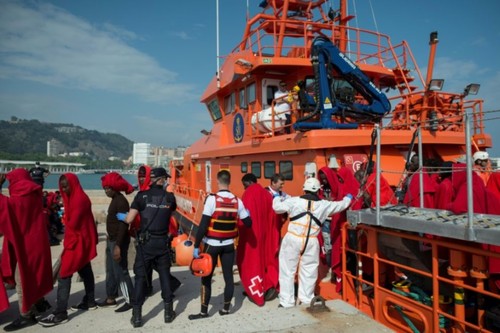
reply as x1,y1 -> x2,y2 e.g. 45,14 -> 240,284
190,253 -> 213,277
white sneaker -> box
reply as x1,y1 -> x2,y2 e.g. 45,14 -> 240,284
321,270 -> 333,283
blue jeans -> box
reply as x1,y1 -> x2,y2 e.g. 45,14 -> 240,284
105,238 -> 134,303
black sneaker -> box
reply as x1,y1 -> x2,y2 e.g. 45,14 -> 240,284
4,315 -> 37,331
34,298 -> 52,314
71,300 -> 98,311
97,298 -> 117,308
114,302 -> 132,313
188,312 -> 209,320
38,312 -> 68,327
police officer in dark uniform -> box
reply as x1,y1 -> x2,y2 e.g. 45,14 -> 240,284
29,161 -> 50,188
117,167 -> 177,328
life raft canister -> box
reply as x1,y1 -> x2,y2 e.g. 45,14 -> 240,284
206,194 -> 238,239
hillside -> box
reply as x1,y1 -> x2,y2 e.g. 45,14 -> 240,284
0,117 -> 133,160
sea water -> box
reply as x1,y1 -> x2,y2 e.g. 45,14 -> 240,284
42,173 -> 138,190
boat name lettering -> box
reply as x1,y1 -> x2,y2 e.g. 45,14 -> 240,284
176,197 -> 193,213
339,52 -> 356,70
369,81 -> 382,94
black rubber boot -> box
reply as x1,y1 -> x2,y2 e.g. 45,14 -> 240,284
164,302 -> 176,323
131,307 -> 142,328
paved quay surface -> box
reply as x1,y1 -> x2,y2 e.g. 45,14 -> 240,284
0,191 -> 393,333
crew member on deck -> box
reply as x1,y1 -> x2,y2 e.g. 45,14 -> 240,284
275,81 -> 291,134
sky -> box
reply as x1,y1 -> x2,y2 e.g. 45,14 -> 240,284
0,0 -> 499,156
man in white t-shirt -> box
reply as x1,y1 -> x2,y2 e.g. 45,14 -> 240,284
274,81 -> 291,133
189,170 -> 252,319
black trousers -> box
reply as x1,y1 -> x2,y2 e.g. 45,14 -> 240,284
133,237 -> 173,306
199,243 -> 235,313
56,262 -> 95,313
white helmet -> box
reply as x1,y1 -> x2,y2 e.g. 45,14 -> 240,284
473,151 -> 489,162
303,178 -> 321,192
328,156 -> 339,169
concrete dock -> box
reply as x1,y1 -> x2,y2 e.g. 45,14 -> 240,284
0,191 -> 393,333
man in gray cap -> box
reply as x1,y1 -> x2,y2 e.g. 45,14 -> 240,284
116,167 -> 177,327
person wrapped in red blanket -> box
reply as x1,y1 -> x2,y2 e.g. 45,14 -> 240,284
0,169 -> 53,331
448,164 -> 500,294
238,173 -> 279,306
39,173 -> 98,327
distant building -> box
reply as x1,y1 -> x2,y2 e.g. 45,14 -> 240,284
491,157 -> 499,170
133,143 -> 151,165
131,144 -> 188,168
47,139 -> 63,157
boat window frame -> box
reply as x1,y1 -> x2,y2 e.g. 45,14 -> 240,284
251,161 -> 261,178
279,160 -> 293,180
240,162 -> 248,174
224,92 -> 236,115
207,98 -> 222,121
239,88 -> 247,110
247,82 -> 256,105
264,161 -> 276,179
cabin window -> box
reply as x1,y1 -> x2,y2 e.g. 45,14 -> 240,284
224,92 -> 235,115
264,161 -> 275,178
247,83 -> 256,104
265,85 -> 279,107
251,162 -> 261,178
207,99 -> 222,121
241,162 -> 248,173
279,161 -> 293,180
239,88 -> 247,109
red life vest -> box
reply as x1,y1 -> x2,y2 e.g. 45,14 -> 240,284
206,194 -> 238,240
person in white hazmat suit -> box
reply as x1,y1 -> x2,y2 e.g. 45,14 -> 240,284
272,177 -> 352,308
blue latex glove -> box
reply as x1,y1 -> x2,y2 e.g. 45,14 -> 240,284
345,194 -> 353,200
116,212 -> 128,221
193,247 -> 200,259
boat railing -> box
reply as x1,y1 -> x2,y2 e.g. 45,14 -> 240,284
236,17 -> 423,83
340,221 -> 500,332
386,89 -> 485,136
171,183 -> 207,225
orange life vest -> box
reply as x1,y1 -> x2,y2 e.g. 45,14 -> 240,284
206,194 -> 239,240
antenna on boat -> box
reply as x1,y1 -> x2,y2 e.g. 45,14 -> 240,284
216,0 -> 220,89
246,0 -> 250,21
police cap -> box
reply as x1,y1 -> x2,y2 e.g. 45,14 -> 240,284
150,167 -> 170,179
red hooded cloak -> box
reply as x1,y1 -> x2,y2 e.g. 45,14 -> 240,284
237,183 -> 277,306
403,169 -> 437,208
0,169 -> 53,313
59,173 -> 98,278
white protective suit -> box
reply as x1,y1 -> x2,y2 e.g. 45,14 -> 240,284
273,194 -> 351,307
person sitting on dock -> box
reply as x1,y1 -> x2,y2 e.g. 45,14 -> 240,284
189,170 -> 252,319
272,177 -> 352,308
238,173 -> 279,306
